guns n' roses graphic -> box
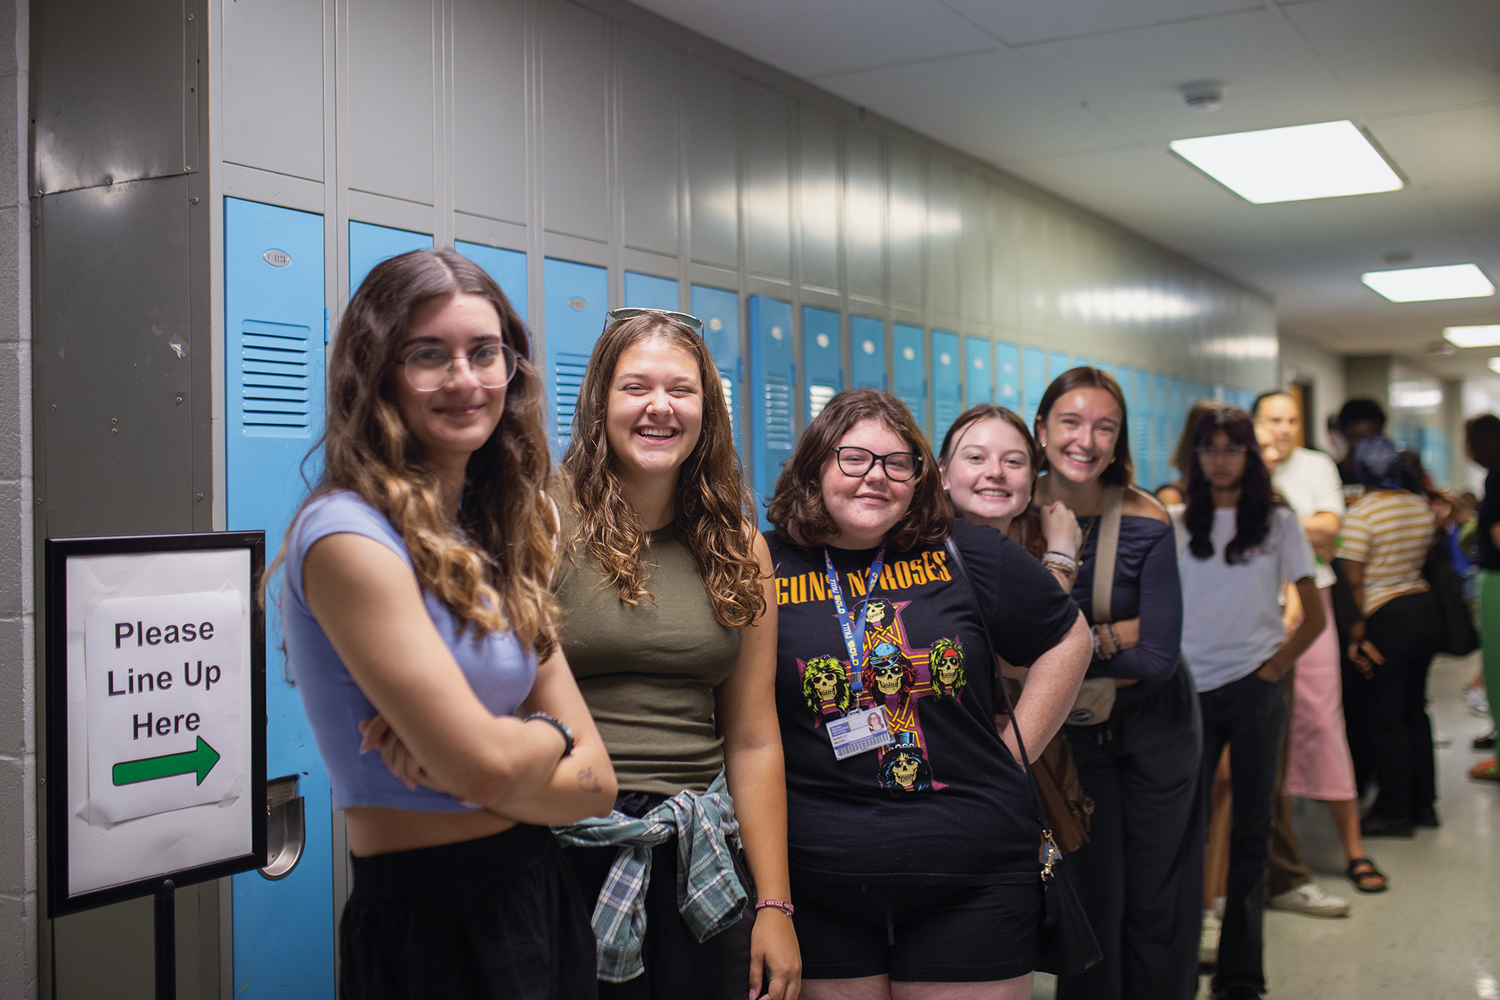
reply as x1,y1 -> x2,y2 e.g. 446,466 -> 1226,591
794,597 -> 965,793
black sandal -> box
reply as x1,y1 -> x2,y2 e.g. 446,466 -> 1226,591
1347,857 -> 1388,893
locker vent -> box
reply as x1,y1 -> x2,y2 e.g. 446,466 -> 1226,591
240,320 -> 312,435
933,398 -> 961,436
720,376 -> 734,422
554,350 -> 591,447
808,384 -> 836,422
764,374 -> 793,451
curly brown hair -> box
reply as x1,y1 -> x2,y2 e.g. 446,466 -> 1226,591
270,248 -> 560,655
767,388 -> 949,550
561,313 -> 766,628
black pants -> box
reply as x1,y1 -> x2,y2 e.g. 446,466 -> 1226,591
1348,591 -> 1441,821
1055,662 -> 1204,1000
1199,671 -> 1287,997
562,791 -> 756,1000
340,824 -> 596,1000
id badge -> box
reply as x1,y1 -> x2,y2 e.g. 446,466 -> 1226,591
827,706 -> 895,760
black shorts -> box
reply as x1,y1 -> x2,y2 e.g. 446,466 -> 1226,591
340,824 -> 596,1000
792,876 -> 1044,983
562,790 -> 757,1000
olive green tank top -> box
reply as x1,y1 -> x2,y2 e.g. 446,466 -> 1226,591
555,524 -> 742,795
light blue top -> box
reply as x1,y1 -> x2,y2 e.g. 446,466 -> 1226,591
282,490 -> 538,811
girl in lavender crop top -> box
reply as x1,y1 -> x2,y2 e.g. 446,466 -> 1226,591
282,491 -> 538,812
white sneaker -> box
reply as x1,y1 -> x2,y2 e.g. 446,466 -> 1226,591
1268,883 -> 1351,917
1199,911 -> 1221,965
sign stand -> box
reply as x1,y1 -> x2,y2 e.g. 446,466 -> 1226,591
43,530 -> 268,979
155,878 -> 176,1000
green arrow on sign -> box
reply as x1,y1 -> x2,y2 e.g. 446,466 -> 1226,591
112,737 -> 221,787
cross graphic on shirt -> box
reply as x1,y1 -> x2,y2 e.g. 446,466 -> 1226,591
854,598 -> 956,791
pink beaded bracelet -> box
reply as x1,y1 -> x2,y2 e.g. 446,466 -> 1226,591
755,899 -> 795,917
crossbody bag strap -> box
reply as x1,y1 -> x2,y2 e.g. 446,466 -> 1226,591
1091,485 -> 1123,624
944,537 -> 1052,845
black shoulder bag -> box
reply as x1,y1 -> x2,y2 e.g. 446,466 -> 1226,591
944,537 -> 1103,977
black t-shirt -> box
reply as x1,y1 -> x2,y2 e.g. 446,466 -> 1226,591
766,517 -> 1080,885
1477,471 -> 1500,572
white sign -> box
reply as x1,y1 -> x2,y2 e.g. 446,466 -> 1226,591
84,592 -> 244,824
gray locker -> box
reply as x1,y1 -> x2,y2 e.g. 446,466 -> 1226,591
453,0 -> 528,226
959,172 -> 989,324
346,0 -> 435,206
742,81 -> 790,280
620,28 -> 681,257
799,105 -> 839,291
221,0 -> 324,182
542,0 -> 610,242
926,159 -> 959,318
845,127 -> 884,301
686,57 -> 740,269
888,142 -> 924,311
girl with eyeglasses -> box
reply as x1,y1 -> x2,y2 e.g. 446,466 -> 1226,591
276,249 -> 616,999
764,389 -> 1092,1000
1031,368 -> 1197,1000
551,310 -> 800,1000
1174,407 -> 1326,1000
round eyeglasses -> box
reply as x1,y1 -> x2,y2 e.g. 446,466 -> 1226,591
395,342 -> 518,392
833,446 -> 922,482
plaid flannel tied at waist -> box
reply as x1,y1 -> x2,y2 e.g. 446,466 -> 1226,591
552,771 -> 746,983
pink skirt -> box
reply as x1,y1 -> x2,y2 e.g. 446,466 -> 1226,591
1284,587 -> 1358,801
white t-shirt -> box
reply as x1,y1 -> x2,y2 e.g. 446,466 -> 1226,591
1271,446 -> 1344,589
1175,505 -> 1317,693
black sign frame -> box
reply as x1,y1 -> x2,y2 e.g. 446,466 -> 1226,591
44,531 -> 267,917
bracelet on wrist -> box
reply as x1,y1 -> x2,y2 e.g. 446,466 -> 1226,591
755,899 -> 795,918
1042,551 -> 1078,574
521,712 -> 575,757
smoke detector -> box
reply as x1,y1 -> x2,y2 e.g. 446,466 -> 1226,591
1180,81 -> 1226,113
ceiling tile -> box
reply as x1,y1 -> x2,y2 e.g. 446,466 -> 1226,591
1372,105 -> 1500,190
942,0 -> 1270,47
628,0 -> 989,78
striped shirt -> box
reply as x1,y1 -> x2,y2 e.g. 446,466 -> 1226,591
1336,490 -> 1436,615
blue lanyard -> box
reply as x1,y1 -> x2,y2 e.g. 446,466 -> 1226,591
823,546 -> 885,693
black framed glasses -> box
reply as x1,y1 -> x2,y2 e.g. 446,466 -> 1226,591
394,342 -> 518,392
605,307 -> 704,336
833,446 -> 923,482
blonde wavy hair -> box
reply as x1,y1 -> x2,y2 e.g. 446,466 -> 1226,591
271,248 -> 560,655
561,313 -> 765,628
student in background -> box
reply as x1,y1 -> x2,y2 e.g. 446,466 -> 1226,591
282,249 -> 616,999
1338,436 -> 1442,834
1176,407 -> 1326,1000
1156,399 -> 1231,507
1254,392 -> 1378,902
1033,369 -> 1198,1000
553,309 -> 800,1000
1464,414 -> 1500,782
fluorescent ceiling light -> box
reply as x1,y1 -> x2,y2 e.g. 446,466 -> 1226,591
1445,324 -> 1500,348
1489,358 -> 1500,375
1169,120 -> 1402,204
1362,264 -> 1495,303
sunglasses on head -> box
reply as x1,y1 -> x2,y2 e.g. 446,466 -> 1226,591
604,307 -> 704,336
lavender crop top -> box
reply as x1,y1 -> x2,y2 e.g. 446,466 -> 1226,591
282,491 -> 538,811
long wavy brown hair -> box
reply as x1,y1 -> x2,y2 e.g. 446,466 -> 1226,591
767,389 -> 949,550
561,313 -> 765,628
271,248 -> 560,655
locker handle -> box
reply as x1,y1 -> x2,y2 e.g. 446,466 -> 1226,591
260,774 -> 305,881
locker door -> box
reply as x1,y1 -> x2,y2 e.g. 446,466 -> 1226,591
1023,346 -> 1045,426
1168,375 -> 1185,476
964,335 -> 992,408
1135,370 -> 1155,488
1048,350 -> 1070,380
892,323 -> 926,432
1154,373 -> 1171,488
802,306 -> 842,423
931,330 -> 961,449
454,241 -> 528,320
849,316 -> 886,391
225,198 -> 335,999
624,271 -> 680,310
1095,360 -> 1114,379
1115,364 -> 1138,479
348,220 -> 433,296
995,341 -> 1019,413
750,295 -> 794,527
544,258 -> 608,455
692,285 -> 743,457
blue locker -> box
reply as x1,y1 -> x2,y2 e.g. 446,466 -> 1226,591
892,323 -> 926,432
1023,346 -> 1046,427
995,341 -> 1020,413
1115,365 -> 1139,481
1073,355 -> 1092,369
1049,350 -> 1071,380
348,220 -> 432,297
544,258 -> 608,454
931,330 -> 961,450
624,271 -> 680,311
1094,360 -> 1114,379
692,284 -> 743,456
225,198 -> 335,998
802,306 -> 843,423
850,316 -> 886,392
964,336 -> 993,409
1152,372 -> 1170,488
454,241 -> 528,320
1168,376 -> 1185,474
1130,368 -> 1151,486
750,295 -> 795,527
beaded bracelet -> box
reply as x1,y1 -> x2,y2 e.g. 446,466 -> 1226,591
755,899 -> 795,917
1042,550 -> 1078,574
